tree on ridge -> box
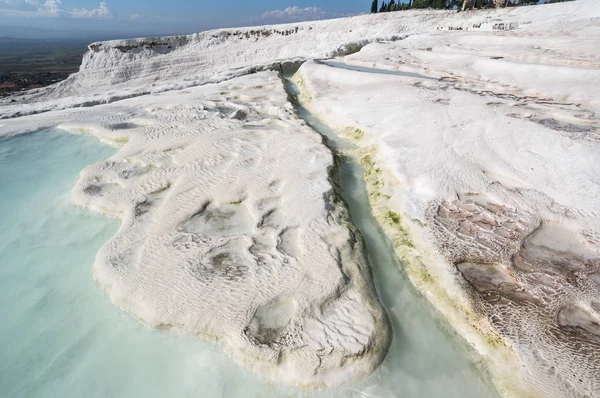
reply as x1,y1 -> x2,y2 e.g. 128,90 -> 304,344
371,0 -> 379,12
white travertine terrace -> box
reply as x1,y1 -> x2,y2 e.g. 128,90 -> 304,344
2,72 -> 391,388
1,0 -> 600,395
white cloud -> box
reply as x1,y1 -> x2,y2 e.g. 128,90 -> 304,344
0,0 -> 38,5
0,0 -> 114,18
128,13 -> 143,20
38,0 -> 62,16
257,6 -> 348,23
71,2 -> 112,18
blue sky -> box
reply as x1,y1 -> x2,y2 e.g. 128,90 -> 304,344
0,0 -> 369,38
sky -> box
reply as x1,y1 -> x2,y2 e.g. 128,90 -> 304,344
0,0 -> 369,39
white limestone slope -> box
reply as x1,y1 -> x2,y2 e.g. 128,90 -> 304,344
0,2 -> 585,119
0,72 -> 391,388
294,1 -> 600,396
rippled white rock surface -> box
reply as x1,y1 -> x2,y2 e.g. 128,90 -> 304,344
2,72 -> 391,388
294,1 -> 600,396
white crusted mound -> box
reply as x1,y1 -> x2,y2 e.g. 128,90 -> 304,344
1,72 -> 390,388
1,0 -> 599,395
294,1 -> 600,396
0,3 -> 583,119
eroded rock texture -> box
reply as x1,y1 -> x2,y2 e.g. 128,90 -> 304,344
432,192 -> 600,396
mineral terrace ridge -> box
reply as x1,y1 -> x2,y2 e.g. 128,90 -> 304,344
1,1 -> 600,396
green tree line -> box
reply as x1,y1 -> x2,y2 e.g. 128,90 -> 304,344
371,0 -> 572,12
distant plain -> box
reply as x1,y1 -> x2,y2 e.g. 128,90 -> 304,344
0,37 -> 88,94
